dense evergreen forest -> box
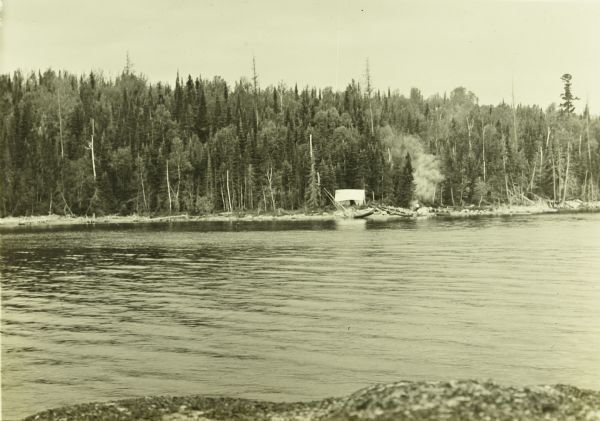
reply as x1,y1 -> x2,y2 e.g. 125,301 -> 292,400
0,66 -> 598,217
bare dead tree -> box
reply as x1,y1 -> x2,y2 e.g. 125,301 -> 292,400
166,159 -> 172,214
480,125 -> 485,181
266,166 -> 276,211
586,106 -> 595,200
562,141 -> 571,204
551,158 -> 556,202
89,119 -> 97,181
538,143 -> 544,191
226,169 -> 232,212
466,116 -> 474,152
528,160 -> 537,192
138,155 -> 148,212
365,59 -> 374,136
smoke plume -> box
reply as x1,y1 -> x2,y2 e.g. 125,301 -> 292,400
379,125 -> 444,204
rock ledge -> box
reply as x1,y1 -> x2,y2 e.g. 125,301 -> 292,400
24,380 -> 600,421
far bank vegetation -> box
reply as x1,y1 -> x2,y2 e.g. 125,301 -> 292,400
0,63 -> 598,217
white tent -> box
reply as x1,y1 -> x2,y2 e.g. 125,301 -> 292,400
334,189 -> 366,205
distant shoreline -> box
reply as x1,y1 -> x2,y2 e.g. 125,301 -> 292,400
2,201 -> 599,229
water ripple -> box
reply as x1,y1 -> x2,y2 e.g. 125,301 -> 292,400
1,213 -> 600,420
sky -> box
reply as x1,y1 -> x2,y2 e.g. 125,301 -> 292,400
1,0 -> 599,112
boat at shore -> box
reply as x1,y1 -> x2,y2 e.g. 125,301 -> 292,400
329,189 -> 375,219
347,207 -> 375,219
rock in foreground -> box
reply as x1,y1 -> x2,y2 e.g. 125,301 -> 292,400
23,380 -> 600,421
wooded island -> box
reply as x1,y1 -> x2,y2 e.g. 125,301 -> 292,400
0,65 -> 597,217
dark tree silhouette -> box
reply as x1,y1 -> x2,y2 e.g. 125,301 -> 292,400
560,73 -> 579,115
396,153 -> 415,208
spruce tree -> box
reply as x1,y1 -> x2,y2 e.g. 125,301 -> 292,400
305,135 -> 321,210
397,153 -> 415,208
173,73 -> 184,122
560,74 -> 579,115
196,86 -> 209,141
273,88 -> 280,114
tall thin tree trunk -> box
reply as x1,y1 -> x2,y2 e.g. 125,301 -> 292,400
58,88 -> 64,158
587,116 -> 594,200
562,142 -> 570,204
529,161 -> 537,192
557,144 -> 562,196
466,117 -> 474,152
240,177 -> 244,211
176,162 -> 181,206
244,173 -> 247,211
552,155 -> 557,203
365,60 -> 374,136
503,155 -> 510,204
220,177 -> 226,210
226,169 -> 232,212
267,166 -> 276,211
249,165 -> 254,210
482,125 -> 486,181
166,160 -> 172,214
90,119 -> 97,181
139,158 -> 148,212
539,144 -> 543,189
512,80 -> 518,146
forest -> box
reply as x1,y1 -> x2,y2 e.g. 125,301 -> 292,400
0,65 -> 598,217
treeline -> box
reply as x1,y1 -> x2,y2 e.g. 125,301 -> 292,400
0,67 -> 599,217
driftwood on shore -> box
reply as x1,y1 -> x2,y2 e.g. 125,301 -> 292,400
372,204 -> 417,217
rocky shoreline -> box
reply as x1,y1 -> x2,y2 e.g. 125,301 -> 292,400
0,211 -> 336,229
22,380 -> 600,421
1,200 -> 599,229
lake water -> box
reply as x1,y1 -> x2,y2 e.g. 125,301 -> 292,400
2,214 -> 600,420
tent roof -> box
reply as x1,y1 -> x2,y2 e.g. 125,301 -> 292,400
334,189 -> 365,202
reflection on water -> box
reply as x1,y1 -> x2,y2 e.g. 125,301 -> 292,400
2,214 -> 600,420
334,218 -> 368,230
